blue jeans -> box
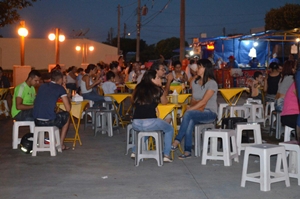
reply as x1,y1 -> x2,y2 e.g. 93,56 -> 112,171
82,90 -> 105,107
132,118 -> 174,157
175,109 -> 217,153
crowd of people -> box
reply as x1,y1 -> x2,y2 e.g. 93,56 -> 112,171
2,52 -> 300,161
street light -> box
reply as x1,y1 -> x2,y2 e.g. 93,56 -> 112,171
18,21 -> 28,66
48,28 -> 65,65
75,44 -> 94,64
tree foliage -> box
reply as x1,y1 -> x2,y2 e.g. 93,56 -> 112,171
265,3 -> 300,30
155,37 -> 188,59
0,0 -> 38,27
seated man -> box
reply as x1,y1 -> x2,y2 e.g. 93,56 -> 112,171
33,70 -> 71,150
11,70 -> 41,121
247,71 -> 263,102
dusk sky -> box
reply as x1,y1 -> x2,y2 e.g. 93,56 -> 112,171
0,0 -> 299,45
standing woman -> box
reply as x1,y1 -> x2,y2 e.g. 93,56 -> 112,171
264,62 -> 281,102
171,59 -> 218,159
81,64 -> 105,107
131,70 -> 174,162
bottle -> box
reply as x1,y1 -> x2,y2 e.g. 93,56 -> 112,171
226,79 -> 230,88
172,90 -> 178,104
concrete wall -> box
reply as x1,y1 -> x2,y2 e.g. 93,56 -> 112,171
0,38 -> 118,70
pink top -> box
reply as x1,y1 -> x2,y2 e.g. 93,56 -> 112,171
281,82 -> 300,116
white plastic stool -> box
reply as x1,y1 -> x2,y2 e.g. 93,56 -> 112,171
279,141 -> 300,185
32,126 -> 62,156
264,102 -> 275,125
94,110 -> 119,137
194,123 -> 215,157
284,126 -> 295,142
201,129 -> 239,166
135,131 -> 163,167
245,104 -> 265,124
12,120 -> 35,149
236,122 -> 262,155
217,103 -> 228,124
225,105 -> 248,118
125,124 -> 135,155
241,144 -> 290,191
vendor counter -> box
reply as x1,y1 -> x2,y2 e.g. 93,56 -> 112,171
214,68 -> 266,88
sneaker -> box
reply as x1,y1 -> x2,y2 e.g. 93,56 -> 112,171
178,153 -> 192,160
163,156 -> 173,163
130,153 -> 135,159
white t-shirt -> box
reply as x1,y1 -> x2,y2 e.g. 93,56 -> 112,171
102,81 -> 117,101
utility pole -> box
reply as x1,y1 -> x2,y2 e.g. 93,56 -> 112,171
123,23 -> 127,38
136,0 -> 141,62
180,0 -> 185,61
117,4 -> 121,55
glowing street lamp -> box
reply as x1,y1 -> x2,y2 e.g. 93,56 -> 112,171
18,21 -> 28,66
48,28 -> 65,65
75,44 -> 94,64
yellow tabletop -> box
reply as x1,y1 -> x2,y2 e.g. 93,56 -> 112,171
218,87 -> 249,105
125,83 -> 137,90
57,100 -> 89,149
169,85 -> 183,94
178,94 -> 192,104
105,93 -> 132,104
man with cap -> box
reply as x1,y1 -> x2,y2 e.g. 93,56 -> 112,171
225,55 -> 238,68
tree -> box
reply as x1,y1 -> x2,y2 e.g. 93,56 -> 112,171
155,37 -> 188,59
265,3 -> 300,30
0,0 -> 38,27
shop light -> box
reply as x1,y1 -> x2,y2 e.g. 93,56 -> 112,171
207,44 -> 214,50
253,42 -> 258,47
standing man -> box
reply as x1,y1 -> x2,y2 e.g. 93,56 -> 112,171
33,70 -> 71,150
11,70 -> 41,121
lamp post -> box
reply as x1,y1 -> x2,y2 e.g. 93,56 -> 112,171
75,43 -> 94,65
48,28 -> 65,65
18,21 -> 28,66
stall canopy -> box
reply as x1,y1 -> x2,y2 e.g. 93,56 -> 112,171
192,28 -> 300,66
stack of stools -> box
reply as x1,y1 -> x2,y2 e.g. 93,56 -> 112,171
135,130 -> 163,167
125,124 -> 135,155
201,129 -> 239,166
32,126 -> 62,156
269,110 -> 282,139
194,123 -> 215,157
235,122 -> 262,155
12,120 -> 35,149
94,109 -> 119,137
244,103 -> 265,125
264,102 -> 275,125
279,141 -> 300,185
241,144 -> 290,191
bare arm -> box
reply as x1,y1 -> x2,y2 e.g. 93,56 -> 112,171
61,95 -> 71,112
82,76 -> 101,90
163,73 -> 174,97
263,74 -> 268,92
16,97 -> 33,110
187,90 -> 215,111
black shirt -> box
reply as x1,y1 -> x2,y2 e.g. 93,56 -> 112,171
133,101 -> 158,119
267,74 -> 281,95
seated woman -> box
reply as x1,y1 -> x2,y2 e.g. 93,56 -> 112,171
275,60 -> 295,111
171,60 -> 188,84
131,70 -> 174,163
66,66 -> 77,93
80,64 -> 105,107
247,71 -> 263,102
171,59 -> 218,159
264,62 -> 281,102
281,82 -> 299,141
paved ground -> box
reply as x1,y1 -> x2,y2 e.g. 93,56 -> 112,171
0,93 -> 299,199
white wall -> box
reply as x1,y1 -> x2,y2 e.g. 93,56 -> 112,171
0,38 -> 118,70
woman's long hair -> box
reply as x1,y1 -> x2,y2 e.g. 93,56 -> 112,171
132,70 -> 162,105
280,60 -> 295,82
194,59 -> 216,86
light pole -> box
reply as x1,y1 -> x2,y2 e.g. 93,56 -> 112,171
75,43 -> 94,64
18,21 -> 28,66
48,28 -> 65,65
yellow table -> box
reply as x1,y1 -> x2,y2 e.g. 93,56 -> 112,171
169,85 -> 183,94
57,100 -> 89,149
104,93 -> 132,128
218,87 -> 249,106
125,83 -> 137,90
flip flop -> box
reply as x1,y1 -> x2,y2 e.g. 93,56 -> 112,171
62,146 -> 70,151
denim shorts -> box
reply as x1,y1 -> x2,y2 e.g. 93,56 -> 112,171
35,111 -> 69,129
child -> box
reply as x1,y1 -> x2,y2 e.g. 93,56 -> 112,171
247,71 -> 263,102
102,71 -> 117,102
